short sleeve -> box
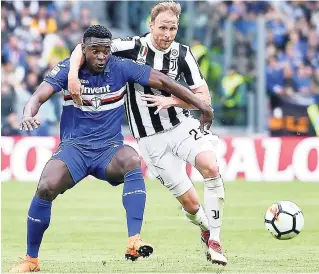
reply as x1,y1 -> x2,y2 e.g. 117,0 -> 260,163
119,58 -> 151,86
180,46 -> 205,89
43,58 -> 69,92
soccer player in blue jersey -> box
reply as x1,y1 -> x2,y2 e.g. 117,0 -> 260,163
9,25 -> 213,272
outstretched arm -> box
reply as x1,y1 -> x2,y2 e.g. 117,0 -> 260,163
146,69 -> 214,130
146,69 -> 207,110
20,82 -> 55,130
162,44 -> 211,109
171,82 -> 211,108
142,81 -> 211,111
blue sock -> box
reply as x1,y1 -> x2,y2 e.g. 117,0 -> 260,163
27,195 -> 52,258
122,168 -> 146,237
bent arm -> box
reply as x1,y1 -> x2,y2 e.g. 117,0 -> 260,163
23,82 -> 55,117
69,44 -> 84,77
147,69 -> 209,112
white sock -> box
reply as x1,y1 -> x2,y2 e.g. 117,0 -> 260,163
204,175 -> 225,243
182,205 -> 209,231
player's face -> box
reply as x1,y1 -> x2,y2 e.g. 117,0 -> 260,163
150,11 -> 178,50
83,39 -> 111,73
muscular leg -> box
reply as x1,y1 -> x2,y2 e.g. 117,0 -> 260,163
27,159 -> 74,258
176,186 -> 210,232
106,146 -> 141,183
176,186 -> 200,214
106,146 -> 152,260
37,159 -> 75,200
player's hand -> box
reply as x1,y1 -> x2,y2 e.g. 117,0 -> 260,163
68,74 -> 83,106
199,106 -> 214,132
20,116 -> 41,131
141,94 -> 174,114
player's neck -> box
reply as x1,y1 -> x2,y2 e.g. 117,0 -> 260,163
150,35 -> 165,52
83,64 -> 95,75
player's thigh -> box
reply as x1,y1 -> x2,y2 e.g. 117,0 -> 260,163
50,143 -> 89,184
139,137 -> 193,198
172,118 -> 219,166
92,145 -> 140,185
37,159 -> 75,201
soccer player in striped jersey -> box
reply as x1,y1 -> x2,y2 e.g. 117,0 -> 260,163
68,1 -> 227,266
9,25 -> 213,273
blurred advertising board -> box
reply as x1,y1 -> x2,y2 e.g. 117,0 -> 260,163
1,136 -> 318,182
269,101 -> 317,137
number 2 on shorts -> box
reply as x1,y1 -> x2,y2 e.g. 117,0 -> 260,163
189,128 -> 210,141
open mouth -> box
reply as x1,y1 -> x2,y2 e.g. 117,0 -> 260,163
97,64 -> 105,69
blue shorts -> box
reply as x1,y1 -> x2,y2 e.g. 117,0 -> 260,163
51,142 -> 124,185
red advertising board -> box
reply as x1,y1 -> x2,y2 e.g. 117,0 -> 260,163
1,136 -> 318,182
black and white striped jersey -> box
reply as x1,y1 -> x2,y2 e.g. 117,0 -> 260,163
112,33 -> 204,138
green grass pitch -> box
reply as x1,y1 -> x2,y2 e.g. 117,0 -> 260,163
2,179 -> 319,273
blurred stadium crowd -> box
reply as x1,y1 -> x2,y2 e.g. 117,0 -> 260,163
1,1 -> 98,136
1,1 -> 318,136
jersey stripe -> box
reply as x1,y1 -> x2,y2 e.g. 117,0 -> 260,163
162,51 -> 180,127
144,49 -> 165,133
128,83 -> 147,137
63,98 -> 124,112
179,44 -> 194,86
65,90 -> 126,105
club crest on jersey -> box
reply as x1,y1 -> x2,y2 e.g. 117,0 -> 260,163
91,97 -> 102,109
171,49 -> 178,57
170,58 -> 177,71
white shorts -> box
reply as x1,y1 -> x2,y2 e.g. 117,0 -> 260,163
138,117 -> 219,197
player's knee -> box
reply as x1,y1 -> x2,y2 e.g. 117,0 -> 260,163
37,178 -> 59,201
123,154 -> 141,173
199,163 -> 220,179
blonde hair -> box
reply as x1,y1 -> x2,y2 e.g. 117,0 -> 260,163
150,1 -> 181,22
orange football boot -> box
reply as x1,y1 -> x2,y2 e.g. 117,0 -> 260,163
9,255 -> 40,272
125,234 -> 153,261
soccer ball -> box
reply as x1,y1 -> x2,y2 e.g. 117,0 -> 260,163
264,201 -> 304,240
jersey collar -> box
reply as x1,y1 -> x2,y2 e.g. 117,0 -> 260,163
145,33 -> 172,54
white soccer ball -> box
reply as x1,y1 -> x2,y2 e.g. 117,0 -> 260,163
264,201 -> 304,240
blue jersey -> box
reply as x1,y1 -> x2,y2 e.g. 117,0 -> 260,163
44,56 -> 151,150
